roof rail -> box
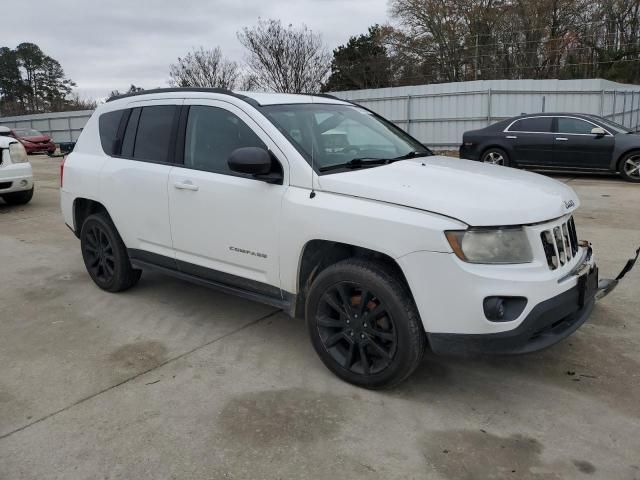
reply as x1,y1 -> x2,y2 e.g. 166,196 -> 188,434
105,87 -> 261,108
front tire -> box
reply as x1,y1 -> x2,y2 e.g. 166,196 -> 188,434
481,147 -> 510,167
2,186 -> 34,205
305,259 -> 426,389
80,213 -> 141,292
619,151 -> 640,182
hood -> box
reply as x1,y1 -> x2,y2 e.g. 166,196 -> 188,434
20,135 -> 51,143
317,156 -> 579,226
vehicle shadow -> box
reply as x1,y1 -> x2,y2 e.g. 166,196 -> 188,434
386,323 -> 639,419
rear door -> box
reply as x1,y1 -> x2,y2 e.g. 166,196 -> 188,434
552,117 -> 614,169
99,101 -> 181,264
504,117 -> 554,166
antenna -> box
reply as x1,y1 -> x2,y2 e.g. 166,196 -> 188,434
309,95 -> 316,199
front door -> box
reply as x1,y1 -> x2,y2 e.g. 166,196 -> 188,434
168,100 -> 288,295
552,117 -> 615,169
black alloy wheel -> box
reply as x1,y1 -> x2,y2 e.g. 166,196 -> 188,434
306,259 -> 426,389
83,223 -> 116,284
316,282 -> 398,376
80,213 -> 141,292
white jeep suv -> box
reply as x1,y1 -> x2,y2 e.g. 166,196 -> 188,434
60,88 -> 637,388
0,128 -> 34,205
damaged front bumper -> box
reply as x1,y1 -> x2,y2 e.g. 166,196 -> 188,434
428,244 -> 639,355
595,245 -> 640,300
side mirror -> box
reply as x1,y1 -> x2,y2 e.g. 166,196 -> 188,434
228,147 -> 282,183
591,127 -> 606,136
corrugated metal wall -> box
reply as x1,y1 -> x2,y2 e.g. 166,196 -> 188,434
1,79 -> 639,148
0,110 -> 93,143
333,79 -> 640,149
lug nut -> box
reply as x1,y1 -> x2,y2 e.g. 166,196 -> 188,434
354,314 -> 358,318
360,334 -> 365,339
363,323 -> 367,328
346,320 -> 350,324
349,331 -> 354,336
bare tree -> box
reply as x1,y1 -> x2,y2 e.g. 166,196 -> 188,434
237,19 -> 331,93
169,47 -> 240,89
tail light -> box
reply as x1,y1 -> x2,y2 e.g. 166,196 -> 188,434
60,156 -> 66,188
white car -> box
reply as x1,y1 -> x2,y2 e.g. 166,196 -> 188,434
0,127 -> 34,205
59,89 -> 638,388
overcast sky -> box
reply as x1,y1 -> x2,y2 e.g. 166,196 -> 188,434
4,0 -> 390,100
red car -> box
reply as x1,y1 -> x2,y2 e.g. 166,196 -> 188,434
8,128 -> 56,155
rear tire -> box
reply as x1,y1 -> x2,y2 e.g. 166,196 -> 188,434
305,259 -> 426,389
481,148 -> 510,167
619,151 -> 640,182
2,186 -> 34,205
80,213 -> 141,292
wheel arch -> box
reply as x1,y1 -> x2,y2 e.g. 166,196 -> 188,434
72,198 -> 112,238
480,144 -> 511,162
294,239 -> 413,318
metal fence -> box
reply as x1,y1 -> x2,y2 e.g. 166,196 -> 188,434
2,79 -> 640,149
0,110 -> 93,143
333,79 -> 640,149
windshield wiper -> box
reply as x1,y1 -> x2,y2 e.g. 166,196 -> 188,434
319,158 -> 388,172
390,150 -> 432,161
319,151 -> 433,173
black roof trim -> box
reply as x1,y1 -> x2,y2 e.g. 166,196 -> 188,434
511,112 -> 603,119
106,87 -> 261,108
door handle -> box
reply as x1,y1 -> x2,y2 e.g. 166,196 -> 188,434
506,135 -> 518,139
555,137 -> 568,141
174,181 -> 199,191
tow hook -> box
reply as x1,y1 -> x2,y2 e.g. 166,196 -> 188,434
596,246 -> 640,300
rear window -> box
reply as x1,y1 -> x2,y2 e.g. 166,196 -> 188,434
98,110 -> 124,155
509,117 -> 552,133
131,106 -> 177,162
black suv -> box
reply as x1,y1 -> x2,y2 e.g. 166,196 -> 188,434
460,113 -> 640,182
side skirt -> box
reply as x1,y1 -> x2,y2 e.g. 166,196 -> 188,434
128,249 -> 296,316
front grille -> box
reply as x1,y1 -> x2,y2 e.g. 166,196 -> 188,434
540,216 -> 578,270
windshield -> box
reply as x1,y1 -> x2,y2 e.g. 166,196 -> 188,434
589,116 -> 632,134
261,104 -> 430,172
14,128 -> 43,137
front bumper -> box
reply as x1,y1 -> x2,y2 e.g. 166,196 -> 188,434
398,218 -> 638,355
0,162 -> 34,194
428,273 -> 596,354
23,142 -> 55,154
425,245 -> 637,355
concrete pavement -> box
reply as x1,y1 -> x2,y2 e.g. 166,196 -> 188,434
1,156 -> 639,479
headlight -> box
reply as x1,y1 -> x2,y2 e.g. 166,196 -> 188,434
445,227 -> 533,264
9,142 -> 28,163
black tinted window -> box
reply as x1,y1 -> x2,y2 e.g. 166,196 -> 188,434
98,110 -> 124,155
121,108 -> 140,157
557,118 -> 595,134
132,106 -> 177,162
510,117 -> 552,133
184,106 -> 266,174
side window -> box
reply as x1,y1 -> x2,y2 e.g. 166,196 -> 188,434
121,108 -> 140,157
131,105 -> 177,162
98,110 -> 124,155
184,106 -> 267,174
557,118 -> 596,135
509,117 -> 552,133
